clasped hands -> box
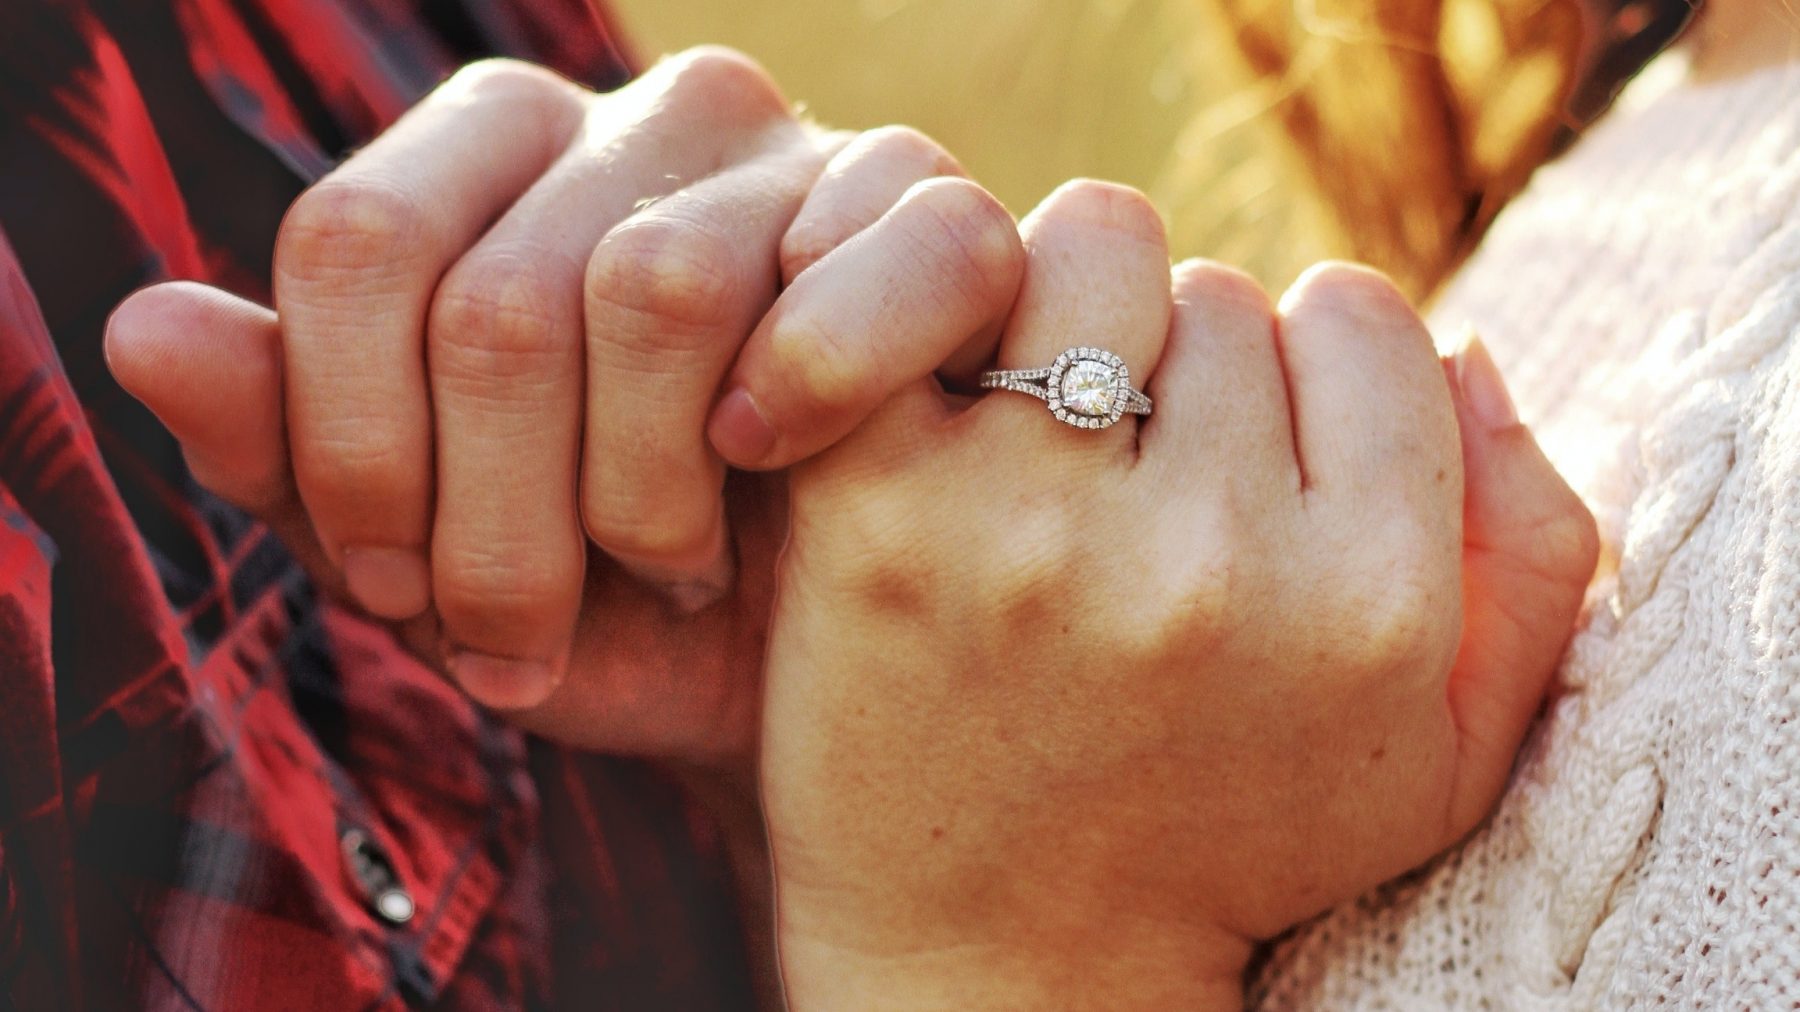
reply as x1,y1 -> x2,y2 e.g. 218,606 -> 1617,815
106,49 -> 1598,1008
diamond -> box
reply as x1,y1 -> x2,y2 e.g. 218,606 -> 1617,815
1059,360 -> 1116,416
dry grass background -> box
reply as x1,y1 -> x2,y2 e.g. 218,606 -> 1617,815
608,0 -> 1343,292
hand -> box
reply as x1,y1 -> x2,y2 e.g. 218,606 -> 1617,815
760,182 -> 1599,1007
104,50 -> 1024,761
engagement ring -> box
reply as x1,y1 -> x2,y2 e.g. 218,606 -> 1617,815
978,347 -> 1153,430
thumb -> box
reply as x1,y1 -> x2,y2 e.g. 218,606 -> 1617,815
1442,336 -> 1601,837
105,282 -> 330,578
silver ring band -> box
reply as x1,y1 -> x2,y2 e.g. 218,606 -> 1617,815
979,347 -> 1152,430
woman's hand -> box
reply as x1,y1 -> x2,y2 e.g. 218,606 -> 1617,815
103,50 -> 1024,762
761,181 -> 1598,1008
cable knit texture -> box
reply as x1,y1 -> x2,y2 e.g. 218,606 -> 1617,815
1251,25 -> 1800,1011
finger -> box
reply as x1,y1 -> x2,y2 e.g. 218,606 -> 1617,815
107,283 -> 292,512
427,247 -> 587,710
780,126 -> 1006,386
1139,260 -> 1296,495
709,177 -> 1024,471
1274,262 -> 1460,516
985,180 -> 1172,451
779,125 -> 968,285
275,59 -> 587,620
103,283 -> 338,586
1443,338 -> 1599,839
581,128 -> 825,608
427,50 -> 797,702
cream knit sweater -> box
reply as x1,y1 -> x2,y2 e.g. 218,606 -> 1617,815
1250,22 -> 1800,1012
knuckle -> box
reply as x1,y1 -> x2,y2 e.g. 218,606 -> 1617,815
992,570 -> 1061,646
770,300 -> 853,383
277,178 -> 428,285
295,418 -> 417,500
431,251 -> 575,384
435,540 -> 580,623
1121,530 -> 1237,663
1038,178 -> 1165,239
586,215 -> 744,338
443,57 -> 572,106
842,552 -> 932,619
778,131 -> 966,282
988,509 -> 1079,599
1338,565 -> 1443,675
1172,259 -> 1276,318
1525,491 -> 1602,584
1285,261 -> 1416,327
858,125 -> 960,174
778,222 -> 843,281
1115,590 -> 1228,671
984,528 -> 1119,654
1564,502 -> 1604,578
1168,561 -> 1235,650
903,177 -> 1023,295
812,495 -> 932,613
581,492 -> 715,564
766,312 -> 864,411
657,46 -> 788,121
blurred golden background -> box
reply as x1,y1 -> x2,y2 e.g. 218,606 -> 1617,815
610,0 -> 1339,289
611,0 -> 1581,300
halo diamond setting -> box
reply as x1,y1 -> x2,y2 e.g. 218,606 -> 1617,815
980,347 -> 1151,430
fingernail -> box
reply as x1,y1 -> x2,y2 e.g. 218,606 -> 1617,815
1455,336 -> 1520,432
341,546 -> 431,619
708,388 -> 779,467
623,522 -> 736,613
662,547 -> 736,613
662,580 -> 724,613
445,652 -> 558,710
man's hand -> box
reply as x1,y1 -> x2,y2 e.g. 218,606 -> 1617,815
760,181 -> 1599,1008
105,51 -> 1024,762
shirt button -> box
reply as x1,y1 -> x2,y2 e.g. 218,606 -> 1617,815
374,887 -> 415,925
340,826 -> 415,926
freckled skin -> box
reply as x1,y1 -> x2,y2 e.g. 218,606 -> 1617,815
760,254 -> 1598,1010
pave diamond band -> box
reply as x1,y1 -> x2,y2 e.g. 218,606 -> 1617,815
978,347 -> 1152,430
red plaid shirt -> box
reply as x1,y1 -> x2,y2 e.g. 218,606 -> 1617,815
0,1 -> 755,1008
